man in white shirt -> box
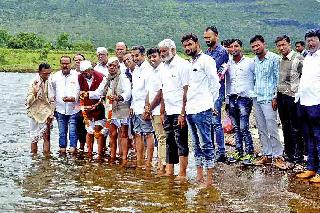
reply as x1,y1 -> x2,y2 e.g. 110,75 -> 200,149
73,53 -> 87,152
225,39 -> 255,165
94,47 -> 109,76
52,56 -> 80,155
130,46 -> 155,169
296,29 -> 320,183
146,47 -> 167,174
156,39 -> 190,181
181,33 -> 220,187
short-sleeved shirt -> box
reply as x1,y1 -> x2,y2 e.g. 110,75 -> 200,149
159,55 -> 190,115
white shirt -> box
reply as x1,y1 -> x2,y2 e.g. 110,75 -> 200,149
52,69 -> 80,115
148,63 -> 164,115
186,53 -> 220,114
85,77 -> 94,88
226,56 -> 255,98
89,74 -> 131,102
296,49 -> 320,106
94,63 -> 108,76
119,62 -> 127,74
131,60 -> 152,115
160,55 -> 190,115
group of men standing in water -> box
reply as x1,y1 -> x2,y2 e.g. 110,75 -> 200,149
26,26 -> 320,187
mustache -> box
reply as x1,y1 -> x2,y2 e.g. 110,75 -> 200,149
206,41 -> 215,47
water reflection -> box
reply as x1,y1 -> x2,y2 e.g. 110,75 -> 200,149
0,72 -> 320,212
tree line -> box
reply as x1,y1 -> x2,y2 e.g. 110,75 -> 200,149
0,29 -> 95,51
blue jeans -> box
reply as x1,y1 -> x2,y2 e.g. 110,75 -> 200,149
211,80 -> 225,157
298,103 -> 320,174
228,95 -> 254,155
55,111 -> 79,148
187,109 -> 215,169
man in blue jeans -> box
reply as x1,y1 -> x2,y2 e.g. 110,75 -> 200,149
296,29 -> 320,183
204,26 -> 229,162
52,56 -> 80,155
225,39 -> 255,165
182,33 -> 220,187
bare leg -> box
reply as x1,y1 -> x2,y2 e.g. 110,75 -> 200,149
43,125 -> 51,156
118,131 -> 123,158
109,124 -> 118,163
31,142 -> 37,155
95,126 -> 104,161
205,168 -> 213,188
175,156 -> 188,181
120,125 -> 129,164
145,133 -> 154,168
165,164 -> 174,176
135,134 -> 144,167
196,167 -> 204,183
86,133 -> 94,159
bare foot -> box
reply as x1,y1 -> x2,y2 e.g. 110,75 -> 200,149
174,175 -> 188,183
196,177 -> 205,184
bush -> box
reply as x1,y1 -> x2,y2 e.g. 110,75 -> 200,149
0,29 -> 11,47
7,32 -> 45,49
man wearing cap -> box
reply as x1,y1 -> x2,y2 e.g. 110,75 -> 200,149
84,57 -> 132,164
78,60 -> 106,160
131,46 -> 155,169
94,47 -> 109,76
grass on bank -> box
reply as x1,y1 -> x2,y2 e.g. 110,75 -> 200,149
0,48 -> 98,73
0,48 -> 256,73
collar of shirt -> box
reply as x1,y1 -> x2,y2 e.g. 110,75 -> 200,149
98,62 -> 107,67
283,50 -> 294,60
190,51 -> 203,64
164,55 -> 179,68
206,44 -> 219,53
256,50 -> 272,62
137,60 -> 148,69
154,62 -> 164,73
308,49 -> 320,56
231,55 -> 246,65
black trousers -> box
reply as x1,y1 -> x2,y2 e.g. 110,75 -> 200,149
163,114 -> 189,164
277,92 -> 304,163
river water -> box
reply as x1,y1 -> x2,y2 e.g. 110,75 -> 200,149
0,72 -> 319,212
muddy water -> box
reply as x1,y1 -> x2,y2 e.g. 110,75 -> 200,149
0,72 -> 319,212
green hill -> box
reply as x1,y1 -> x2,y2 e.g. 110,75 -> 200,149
0,0 -> 319,50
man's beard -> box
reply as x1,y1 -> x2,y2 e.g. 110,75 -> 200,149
206,40 -> 216,47
161,51 -> 174,63
185,49 -> 197,57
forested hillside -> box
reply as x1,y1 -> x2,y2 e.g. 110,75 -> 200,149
0,0 -> 319,50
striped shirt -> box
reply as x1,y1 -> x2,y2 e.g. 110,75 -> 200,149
253,51 -> 280,103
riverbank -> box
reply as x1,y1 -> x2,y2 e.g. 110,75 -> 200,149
0,48 -> 98,73
0,47 -> 256,73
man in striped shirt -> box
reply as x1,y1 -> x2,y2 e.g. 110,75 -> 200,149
250,35 -> 286,170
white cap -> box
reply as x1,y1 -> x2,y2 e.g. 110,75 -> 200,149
107,57 -> 119,65
79,60 -> 93,72
96,47 -> 108,54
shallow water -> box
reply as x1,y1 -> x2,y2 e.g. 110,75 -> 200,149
0,72 -> 319,212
